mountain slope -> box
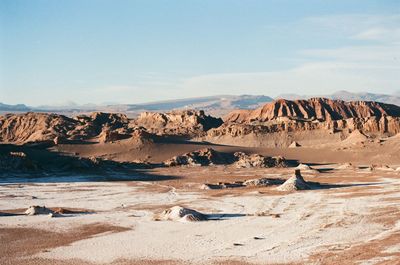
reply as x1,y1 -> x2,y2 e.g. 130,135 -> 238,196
329,90 -> 400,106
0,103 -> 31,112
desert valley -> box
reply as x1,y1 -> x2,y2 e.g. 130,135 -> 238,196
3,0 -> 400,263
1,97 -> 400,264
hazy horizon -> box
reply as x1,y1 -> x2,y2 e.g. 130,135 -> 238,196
3,89 -> 400,108
1,0 -> 400,105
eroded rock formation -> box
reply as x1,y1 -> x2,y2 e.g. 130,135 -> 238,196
0,110 -> 222,144
164,148 -> 234,166
233,152 -> 287,168
225,98 -> 400,123
164,148 -> 288,168
204,98 -> 400,147
133,110 -> 223,137
277,170 -> 313,192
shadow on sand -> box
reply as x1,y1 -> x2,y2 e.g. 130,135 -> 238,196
0,170 -> 179,184
309,181 -> 388,190
206,213 -> 247,220
0,212 -> 24,217
0,143 -> 180,184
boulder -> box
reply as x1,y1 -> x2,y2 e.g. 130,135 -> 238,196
155,206 -> 207,222
25,206 -> 55,216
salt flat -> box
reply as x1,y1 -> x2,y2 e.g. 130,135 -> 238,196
1,165 -> 400,265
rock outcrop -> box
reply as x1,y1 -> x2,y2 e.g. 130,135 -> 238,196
164,148 -> 234,166
277,170 -> 313,191
233,152 -> 287,168
133,110 -> 223,137
164,148 -> 288,168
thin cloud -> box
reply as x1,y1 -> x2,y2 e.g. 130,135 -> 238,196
181,13 -> 400,97
353,27 -> 400,42
182,60 -> 400,97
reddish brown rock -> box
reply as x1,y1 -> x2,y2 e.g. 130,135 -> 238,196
225,98 -> 400,123
0,112 -> 78,144
0,112 -> 148,144
133,110 -> 223,137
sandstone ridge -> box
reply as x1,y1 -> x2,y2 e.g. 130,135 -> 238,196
225,98 -> 400,123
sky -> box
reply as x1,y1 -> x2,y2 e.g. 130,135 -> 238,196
1,0 -> 400,106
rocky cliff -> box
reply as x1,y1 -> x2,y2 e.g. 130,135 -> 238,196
204,98 -> 400,147
225,98 -> 400,123
210,115 -> 400,137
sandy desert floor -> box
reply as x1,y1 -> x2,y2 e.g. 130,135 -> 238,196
1,163 -> 400,265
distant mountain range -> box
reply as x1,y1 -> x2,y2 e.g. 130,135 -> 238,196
1,91 -> 400,117
0,103 -> 31,112
328,90 -> 400,106
276,90 -> 400,106
0,95 -> 274,117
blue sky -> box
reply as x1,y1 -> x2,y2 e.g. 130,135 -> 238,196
1,0 -> 400,106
